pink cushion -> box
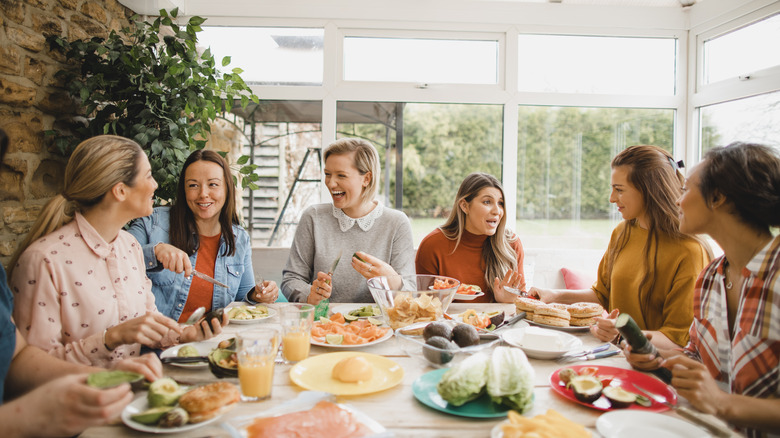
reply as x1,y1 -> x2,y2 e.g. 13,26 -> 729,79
560,267 -> 596,289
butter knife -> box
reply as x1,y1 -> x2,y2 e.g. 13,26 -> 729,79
192,270 -> 228,289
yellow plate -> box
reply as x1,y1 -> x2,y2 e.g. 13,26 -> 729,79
289,352 -> 404,395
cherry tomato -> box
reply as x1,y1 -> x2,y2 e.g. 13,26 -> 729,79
578,366 -> 599,377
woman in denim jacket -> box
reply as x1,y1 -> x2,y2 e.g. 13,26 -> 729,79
129,150 -> 282,323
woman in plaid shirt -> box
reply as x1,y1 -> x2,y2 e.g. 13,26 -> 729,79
625,142 -> 780,438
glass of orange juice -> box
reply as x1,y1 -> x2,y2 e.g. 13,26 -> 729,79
236,326 -> 280,402
280,303 -> 315,363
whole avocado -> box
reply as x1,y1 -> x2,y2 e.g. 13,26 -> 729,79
423,321 -> 452,342
452,323 -> 480,347
423,336 -> 458,365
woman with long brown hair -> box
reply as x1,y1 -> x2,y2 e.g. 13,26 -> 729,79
9,135 -> 218,366
416,172 -> 525,303
529,145 -> 710,348
128,149 -> 282,324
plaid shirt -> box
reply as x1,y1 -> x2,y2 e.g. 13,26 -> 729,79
686,235 -> 780,438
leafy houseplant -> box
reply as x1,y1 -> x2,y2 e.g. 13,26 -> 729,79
47,8 -> 260,201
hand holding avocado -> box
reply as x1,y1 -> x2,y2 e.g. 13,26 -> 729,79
351,251 -> 398,279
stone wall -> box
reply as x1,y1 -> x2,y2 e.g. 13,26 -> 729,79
0,0 -> 133,267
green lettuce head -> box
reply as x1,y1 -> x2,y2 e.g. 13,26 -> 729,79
436,352 -> 489,406
486,346 -> 535,412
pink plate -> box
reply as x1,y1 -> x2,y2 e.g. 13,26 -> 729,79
550,365 -> 675,412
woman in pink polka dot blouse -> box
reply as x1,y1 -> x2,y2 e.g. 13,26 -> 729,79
8,136 -> 225,367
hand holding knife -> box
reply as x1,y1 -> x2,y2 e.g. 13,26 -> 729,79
191,270 -> 228,289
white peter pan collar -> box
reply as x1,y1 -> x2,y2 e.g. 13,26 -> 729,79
332,202 -> 383,232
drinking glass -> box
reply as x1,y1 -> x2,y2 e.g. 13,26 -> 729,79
236,326 -> 280,402
280,303 -> 315,363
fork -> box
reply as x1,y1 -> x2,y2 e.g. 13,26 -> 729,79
632,383 -> 734,437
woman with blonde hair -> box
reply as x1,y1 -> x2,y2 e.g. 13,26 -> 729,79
529,145 -> 710,348
416,172 -> 525,303
282,138 -> 415,303
10,135 -> 223,367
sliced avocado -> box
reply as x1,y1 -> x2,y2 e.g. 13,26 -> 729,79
131,406 -> 174,425
634,394 -> 652,407
86,370 -> 144,389
147,377 -> 184,408
570,375 -> 603,404
603,386 -> 637,409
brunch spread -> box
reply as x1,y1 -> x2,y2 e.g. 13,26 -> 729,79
228,305 -> 271,321
515,297 -> 603,327
385,292 -> 444,329
311,313 -> 391,345
128,379 -> 240,428
245,400 -> 371,438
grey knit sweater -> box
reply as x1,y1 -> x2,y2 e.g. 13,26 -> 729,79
281,203 -> 416,303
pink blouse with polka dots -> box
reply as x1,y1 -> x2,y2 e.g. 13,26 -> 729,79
11,213 -> 164,367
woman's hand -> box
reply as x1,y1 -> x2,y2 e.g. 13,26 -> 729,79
180,311 -> 229,343
665,355 -> 727,416
352,251 -> 397,279
307,272 -> 332,305
21,374 -> 132,436
104,312 -> 182,350
112,353 -> 163,382
492,269 -> 526,303
251,280 -> 279,303
621,332 -> 664,371
526,286 -> 559,303
154,243 -> 193,277
590,308 -> 620,342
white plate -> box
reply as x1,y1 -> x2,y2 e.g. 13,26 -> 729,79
500,326 -> 583,359
330,304 -> 380,319
121,394 -> 221,433
310,326 -> 394,348
596,410 -> 710,438
160,340 -> 220,369
454,290 -> 485,300
526,319 -> 592,332
227,305 -> 276,324
491,421 -> 506,438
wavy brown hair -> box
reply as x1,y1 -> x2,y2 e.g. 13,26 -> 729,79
605,145 -> 698,311
9,135 -> 145,278
440,173 -> 518,293
170,150 -> 239,256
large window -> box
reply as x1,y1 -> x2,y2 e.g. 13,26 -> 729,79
516,106 -> 675,250
699,91 -> 780,154
703,13 -> 780,84
517,35 -> 676,95
199,27 -> 324,85
343,37 -> 499,84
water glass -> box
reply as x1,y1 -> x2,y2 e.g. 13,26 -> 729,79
280,303 -> 315,363
236,327 -> 280,402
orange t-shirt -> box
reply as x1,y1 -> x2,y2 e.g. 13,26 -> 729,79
178,233 -> 221,323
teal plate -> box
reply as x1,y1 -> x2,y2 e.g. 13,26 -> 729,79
412,368 -> 510,418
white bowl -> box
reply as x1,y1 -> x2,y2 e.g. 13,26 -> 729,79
500,326 -> 582,360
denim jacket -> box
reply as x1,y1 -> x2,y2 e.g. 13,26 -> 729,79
127,207 -> 257,321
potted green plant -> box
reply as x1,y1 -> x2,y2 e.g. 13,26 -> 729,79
47,8 -> 260,201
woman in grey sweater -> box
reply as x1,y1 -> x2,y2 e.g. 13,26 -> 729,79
282,138 -> 416,303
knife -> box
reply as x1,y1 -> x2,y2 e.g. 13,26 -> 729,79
161,356 -> 208,364
327,251 -> 342,279
314,251 -> 342,319
192,270 -> 229,289
561,343 -> 611,358
494,311 -> 527,331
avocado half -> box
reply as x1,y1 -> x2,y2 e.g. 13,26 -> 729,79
570,375 -> 603,404
603,386 -> 637,409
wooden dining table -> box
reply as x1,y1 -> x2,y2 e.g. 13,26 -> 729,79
79,302 -> 737,437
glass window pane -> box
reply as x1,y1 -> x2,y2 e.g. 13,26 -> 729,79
231,100 -> 323,246
337,102 -> 503,246
699,91 -> 780,155
704,14 -> 780,84
517,106 -> 675,250
518,35 -> 676,95
199,27 -> 323,85
343,38 -> 498,84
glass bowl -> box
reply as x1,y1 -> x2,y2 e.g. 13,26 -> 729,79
367,274 -> 459,330
395,321 -> 500,369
